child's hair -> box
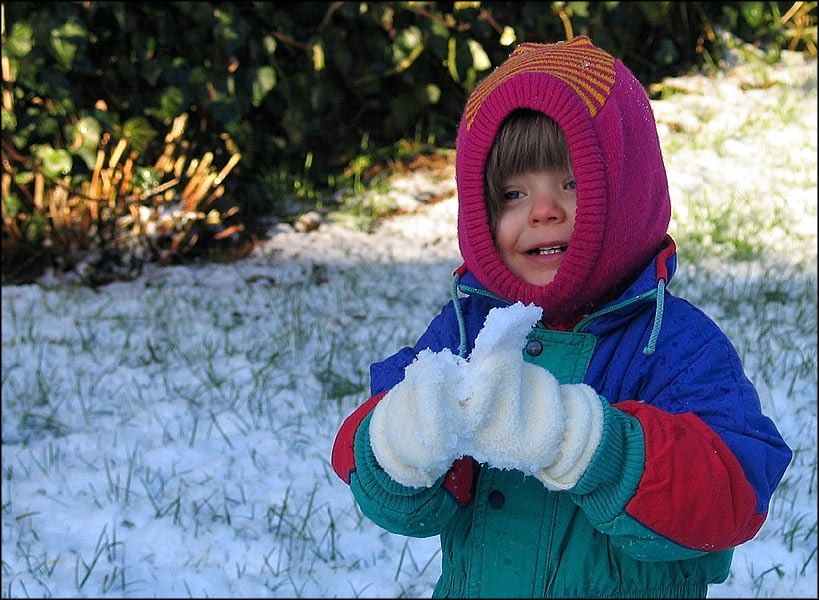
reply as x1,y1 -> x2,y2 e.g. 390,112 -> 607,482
484,109 -> 572,233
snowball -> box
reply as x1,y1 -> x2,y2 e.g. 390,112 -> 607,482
469,302 -> 543,364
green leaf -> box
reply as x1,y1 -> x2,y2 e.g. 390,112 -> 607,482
653,38 -> 679,67
391,26 -> 424,75
453,2 -> 480,11
2,107 -> 17,131
131,166 -> 161,191
396,25 -> 423,54
312,43 -> 325,72
13,172 -> 36,185
122,117 -> 158,154
467,39 -> 490,71
37,116 -> 59,138
143,58 -> 164,87
447,37 -> 459,82
66,116 -> 101,149
50,20 -> 87,70
189,66 -> 209,86
5,22 -> 34,58
26,212 -> 48,244
282,107 -> 305,145
263,35 -> 278,56
2,192 -> 23,218
740,2 -> 765,28
500,26 -> 517,47
425,84 -> 441,105
74,146 -> 97,171
448,37 -> 473,85
636,1 -> 672,26
252,66 -> 277,106
144,87 -> 186,122
567,2 -> 591,18
66,116 -> 102,168
31,145 -> 73,179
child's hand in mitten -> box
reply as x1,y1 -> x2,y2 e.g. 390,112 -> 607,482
368,348 -> 470,488
463,303 -> 605,490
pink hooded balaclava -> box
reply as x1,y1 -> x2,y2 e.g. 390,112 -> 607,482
455,36 -> 671,323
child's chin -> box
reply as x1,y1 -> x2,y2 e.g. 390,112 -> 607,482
513,256 -> 563,287
518,270 -> 558,287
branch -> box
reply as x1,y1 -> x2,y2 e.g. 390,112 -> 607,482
403,4 -> 472,32
478,7 -> 504,35
271,30 -> 312,52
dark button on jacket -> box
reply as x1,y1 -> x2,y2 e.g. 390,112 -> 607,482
488,490 -> 505,509
525,339 -> 543,356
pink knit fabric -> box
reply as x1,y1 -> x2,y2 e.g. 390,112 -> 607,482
455,37 -> 671,321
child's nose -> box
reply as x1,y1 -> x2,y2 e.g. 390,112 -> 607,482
528,190 -> 565,224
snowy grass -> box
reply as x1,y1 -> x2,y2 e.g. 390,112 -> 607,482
2,54 -> 817,597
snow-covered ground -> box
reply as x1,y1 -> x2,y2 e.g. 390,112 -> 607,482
2,52 -> 816,598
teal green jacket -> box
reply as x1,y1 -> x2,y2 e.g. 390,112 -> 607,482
332,249 -> 791,598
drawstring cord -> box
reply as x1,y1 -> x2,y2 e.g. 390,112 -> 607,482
453,267 -> 667,357
452,270 -> 469,358
643,235 -> 675,355
643,278 -> 665,355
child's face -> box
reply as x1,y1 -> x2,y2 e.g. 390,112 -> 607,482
494,167 -> 577,287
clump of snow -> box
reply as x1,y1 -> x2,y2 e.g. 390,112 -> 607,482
469,302 -> 543,364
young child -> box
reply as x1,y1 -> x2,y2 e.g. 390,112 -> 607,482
331,36 -> 792,598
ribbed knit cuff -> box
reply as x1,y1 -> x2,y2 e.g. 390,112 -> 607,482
570,400 -> 645,525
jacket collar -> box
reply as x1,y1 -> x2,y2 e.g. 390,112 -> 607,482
453,236 -> 677,354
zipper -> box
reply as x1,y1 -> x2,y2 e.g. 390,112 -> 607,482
457,283 -> 508,304
539,490 -> 561,596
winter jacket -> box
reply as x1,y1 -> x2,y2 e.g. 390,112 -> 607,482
332,240 -> 793,598
332,36 -> 792,598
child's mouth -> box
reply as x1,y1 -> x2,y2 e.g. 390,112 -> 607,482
527,245 -> 568,256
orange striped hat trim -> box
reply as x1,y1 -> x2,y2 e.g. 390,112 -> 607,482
465,37 -> 616,130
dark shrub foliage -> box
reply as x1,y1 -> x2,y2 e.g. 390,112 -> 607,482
2,1 -> 815,281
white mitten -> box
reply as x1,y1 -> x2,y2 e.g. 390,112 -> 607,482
368,348 -> 470,488
464,303 -> 605,490
533,382 -> 604,490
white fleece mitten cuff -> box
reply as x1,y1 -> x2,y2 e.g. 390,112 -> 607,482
369,349 -> 467,488
535,383 -> 604,491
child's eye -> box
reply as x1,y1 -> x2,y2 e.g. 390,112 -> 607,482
503,190 -> 524,201
565,180 -> 577,191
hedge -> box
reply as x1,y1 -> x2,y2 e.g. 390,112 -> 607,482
2,1 -> 815,281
